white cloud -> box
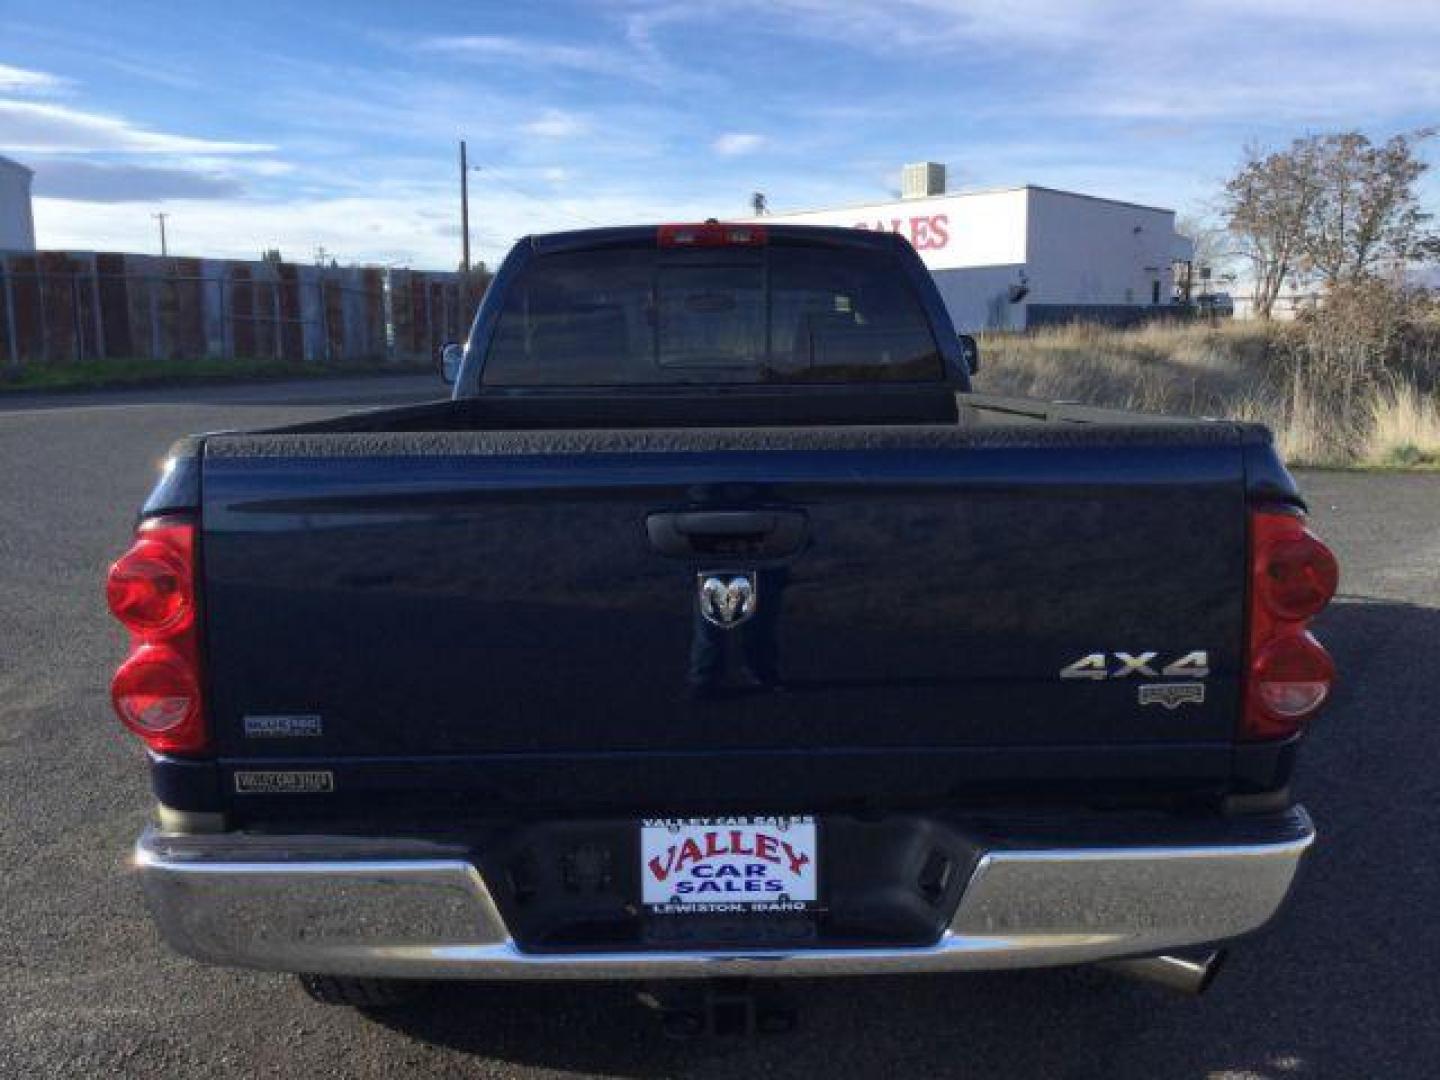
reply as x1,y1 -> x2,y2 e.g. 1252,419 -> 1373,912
31,185 -> 722,268
32,160 -> 244,202
419,34 -> 632,79
414,29 -> 706,91
713,132 -> 764,157
1048,42 -> 1440,125
33,192 -> 470,265
692,0 -> 1440,52
1207,0 -> 1440,26
522,109 -> 587,139
668,0 -> 1114,51
639,0 -> 1440,125
174,156 -> 295,178
0,99 -> 275,154
0,63 -> 69,95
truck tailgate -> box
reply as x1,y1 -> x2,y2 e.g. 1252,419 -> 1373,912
197,424 -> 1253,807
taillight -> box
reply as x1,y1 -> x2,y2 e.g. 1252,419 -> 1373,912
1256,530 -> 1339,620
105,536 -> 192,634
1252,634 -> 1336,719
658,222 -> 767,247
1244,507 -> 1338,740
112,645 -> 202,737
105,517 -> 207,754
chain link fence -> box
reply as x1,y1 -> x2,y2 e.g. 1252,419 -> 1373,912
0,251 -> 490,369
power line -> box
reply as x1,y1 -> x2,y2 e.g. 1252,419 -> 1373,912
467,162 -> 607,228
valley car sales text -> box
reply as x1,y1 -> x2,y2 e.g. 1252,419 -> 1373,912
643,817 -> 815,907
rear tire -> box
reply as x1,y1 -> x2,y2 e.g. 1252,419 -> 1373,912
296,974 -> 427,1009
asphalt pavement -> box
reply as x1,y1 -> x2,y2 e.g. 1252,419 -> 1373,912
1,375 -> 1436,1078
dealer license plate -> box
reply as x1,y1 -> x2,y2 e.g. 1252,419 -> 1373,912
640,816 -> 818,914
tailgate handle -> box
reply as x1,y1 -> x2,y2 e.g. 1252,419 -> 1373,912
646,510 -> 807,559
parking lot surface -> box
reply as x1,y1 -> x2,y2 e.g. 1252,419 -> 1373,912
1,376 -> 1435,1078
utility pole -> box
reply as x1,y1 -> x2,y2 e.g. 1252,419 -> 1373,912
459,140 -> 471,274
152,212 -> 169,257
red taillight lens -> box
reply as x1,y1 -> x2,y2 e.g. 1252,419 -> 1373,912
106,533 -> 193,634
1255,523 -> 1338,621
1249,633 -> 1336,738
1243,507 -> 1338,740
658,222 -> 767,247
112,645 -> 203,750
105,517 -> 207,755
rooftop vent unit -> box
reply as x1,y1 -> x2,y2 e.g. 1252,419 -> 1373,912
901,162 -> 946,200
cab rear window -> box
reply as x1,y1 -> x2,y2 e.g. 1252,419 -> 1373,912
482,242 -> 942,386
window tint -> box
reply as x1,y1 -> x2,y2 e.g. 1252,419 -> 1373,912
482,242 -> 942,386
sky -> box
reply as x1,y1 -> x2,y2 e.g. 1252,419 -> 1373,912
2,0 -> 1438,270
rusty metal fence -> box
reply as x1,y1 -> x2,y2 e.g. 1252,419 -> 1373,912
0,251 -> 489,369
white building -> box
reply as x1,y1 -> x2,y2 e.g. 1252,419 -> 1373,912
758,166 -> 1192,332
0,155 -> 37,251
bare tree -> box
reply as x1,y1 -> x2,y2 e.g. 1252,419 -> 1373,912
1304,129 -> 1434,286
1221,140 -> 1325,319
1176,215 -> 1229,272
1175,213 -> 1238,294
1221,130 -> 1436,317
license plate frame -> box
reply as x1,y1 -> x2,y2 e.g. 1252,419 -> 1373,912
639,816 -> 819,915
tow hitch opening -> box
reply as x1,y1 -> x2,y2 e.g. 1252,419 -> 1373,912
637,979 -> 798,1039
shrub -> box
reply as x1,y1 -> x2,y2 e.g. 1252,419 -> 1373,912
974,284 -> 1440,468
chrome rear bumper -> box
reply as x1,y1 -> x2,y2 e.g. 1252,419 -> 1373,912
135,808 -> 1314,980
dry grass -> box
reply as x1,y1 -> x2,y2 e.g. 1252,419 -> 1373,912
1228,375 -> 1353,466
974,299 -> 1440,468
978,321 -> 1265,417
1363,381 -> 1440,466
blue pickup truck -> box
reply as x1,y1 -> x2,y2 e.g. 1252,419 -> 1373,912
110,222 -> 1337,1014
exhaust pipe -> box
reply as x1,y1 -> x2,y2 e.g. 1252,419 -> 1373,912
1099,950 -> 1227,996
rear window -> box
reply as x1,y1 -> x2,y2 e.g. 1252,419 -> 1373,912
481,242 -> 943,386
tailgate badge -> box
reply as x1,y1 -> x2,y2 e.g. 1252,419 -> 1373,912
243,714 -> 323,738
1138,684 -> 1207,710
234,770 -> 334,795
697,572 -> 757,628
